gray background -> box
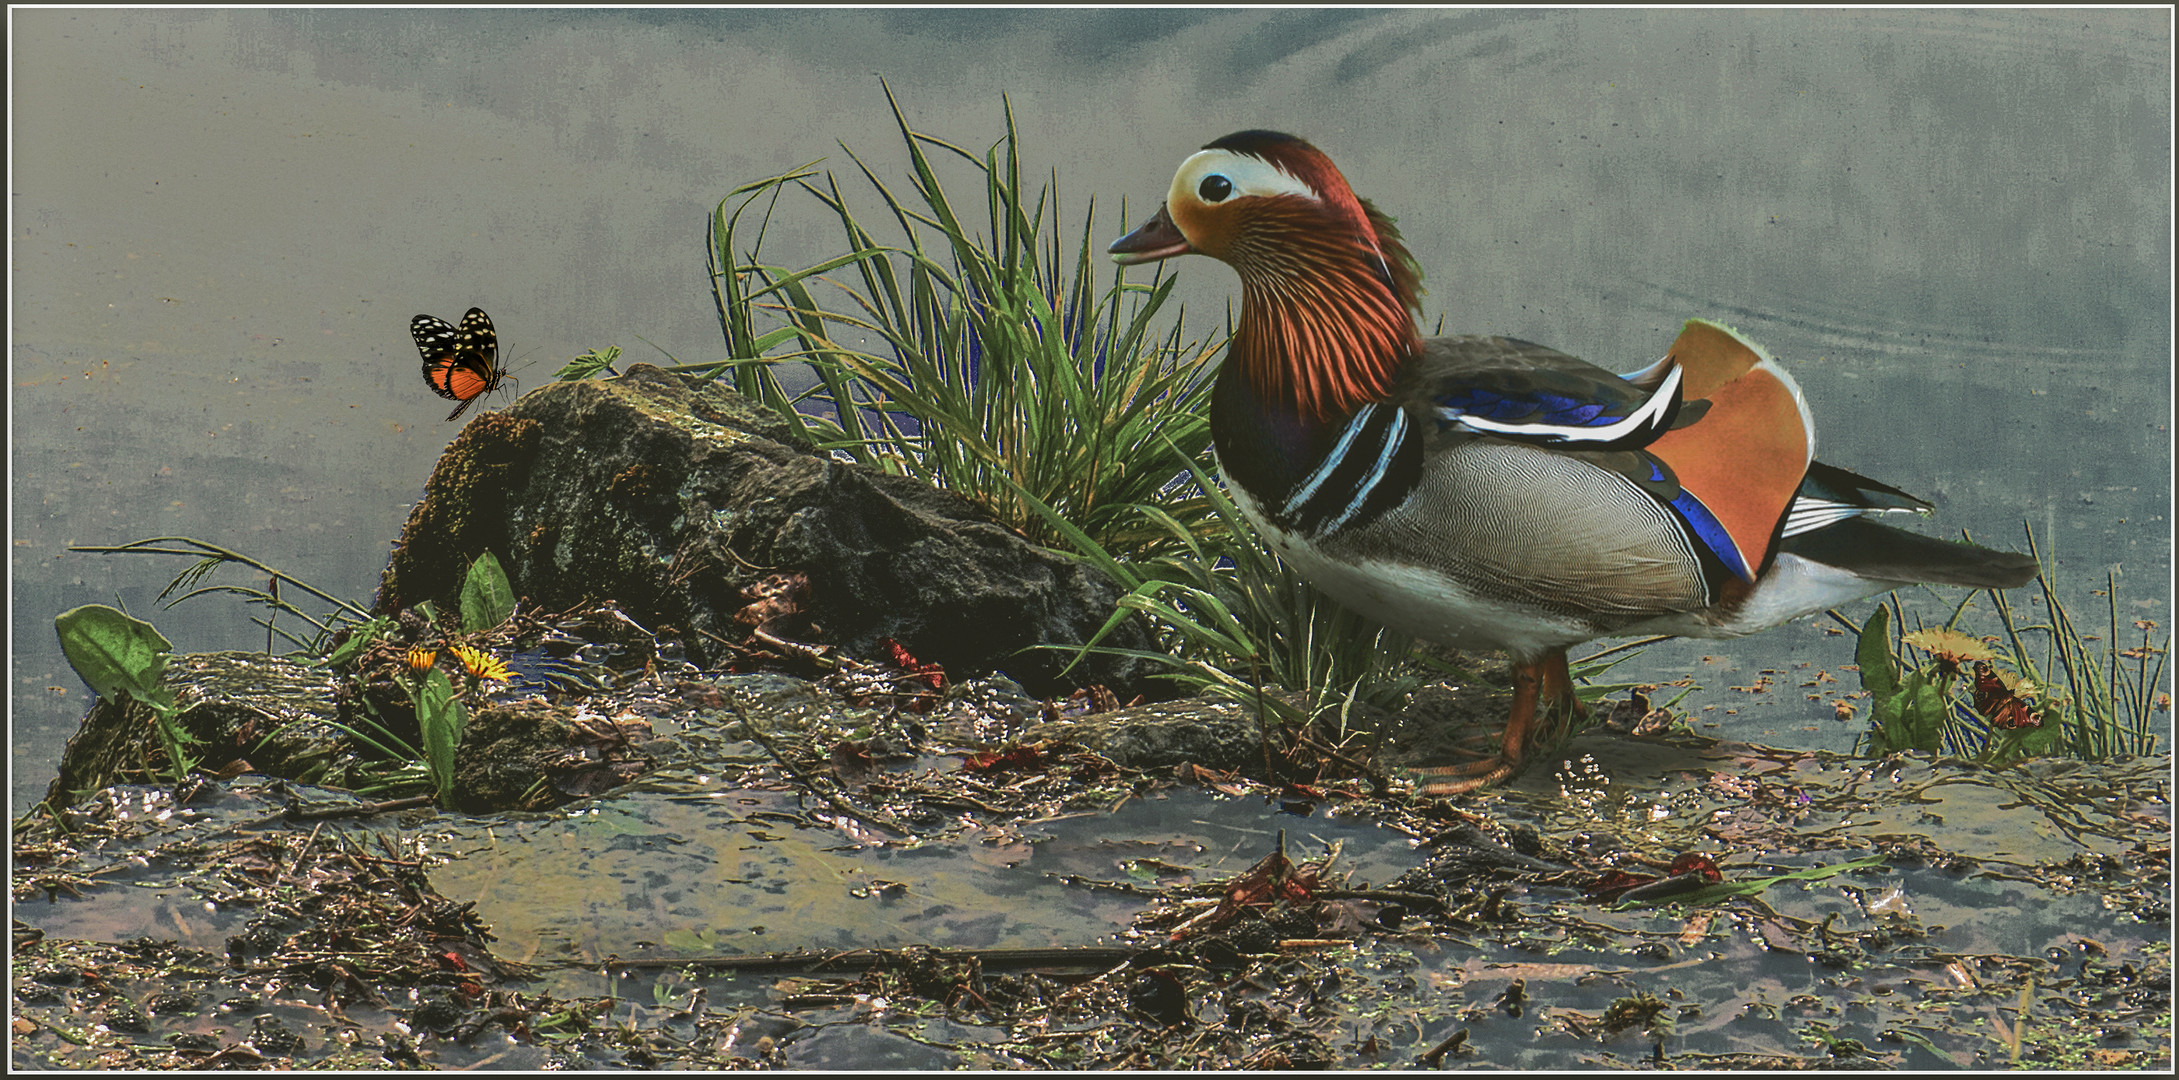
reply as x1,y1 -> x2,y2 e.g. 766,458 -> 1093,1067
11,8 -> 2171,813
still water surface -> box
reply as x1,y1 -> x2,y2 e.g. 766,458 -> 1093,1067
10,9 -> 2170,814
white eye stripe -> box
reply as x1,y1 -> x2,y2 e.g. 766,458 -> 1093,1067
1169,148 -> 1319,207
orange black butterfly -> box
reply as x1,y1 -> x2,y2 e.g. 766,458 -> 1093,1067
411,307 -> 509,421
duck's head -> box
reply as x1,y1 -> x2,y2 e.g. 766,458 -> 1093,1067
1111,131 -> 1424,419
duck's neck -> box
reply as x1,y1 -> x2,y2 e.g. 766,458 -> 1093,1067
1212,222 -> 1422,507
1227,235 -> 1420,423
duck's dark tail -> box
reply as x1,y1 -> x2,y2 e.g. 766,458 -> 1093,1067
1782,516 -> 2040,589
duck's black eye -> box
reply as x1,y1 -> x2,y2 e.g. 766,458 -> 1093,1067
1198,174 -> 1233,202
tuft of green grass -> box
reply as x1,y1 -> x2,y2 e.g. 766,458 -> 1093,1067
699,81 -> 1221,561
690,90 -> 1467,740
1061,447 -> 1432,732
695,90 -> 1650,763
1983,523 -> 2166,759
1841,521 -> 2166,765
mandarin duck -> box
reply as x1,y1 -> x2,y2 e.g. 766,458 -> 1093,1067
1110,130 -> 2039,791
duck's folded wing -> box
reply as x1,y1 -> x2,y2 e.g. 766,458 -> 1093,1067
1411,335 -> 1691,451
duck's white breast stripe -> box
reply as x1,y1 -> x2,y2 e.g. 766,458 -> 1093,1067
1318,407 -> 1410,535
1278,403 -> 1414,538
1282,404 -> 1378,517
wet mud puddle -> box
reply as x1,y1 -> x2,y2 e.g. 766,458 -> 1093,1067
12,702 -> 2168,1069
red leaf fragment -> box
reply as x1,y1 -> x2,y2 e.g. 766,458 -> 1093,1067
1584,869 -> 1654,901
1168,846 -> 1324,941
878,636 -> 945,691
959,745 -> 1046,774
1587,852 -> 1723,902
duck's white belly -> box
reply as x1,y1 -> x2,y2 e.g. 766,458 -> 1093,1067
1226,480 -> 1598,660
1625,552 -> 1899,639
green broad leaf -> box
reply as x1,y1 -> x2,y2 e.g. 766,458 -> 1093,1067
1854,606 -> 1898,698
1902,677 -> 1947,752
2013,721 -> 2063,759
460,551 -> 516,634
1985,716 -> 2064,764
1855,605 -> 1927,754
412,668 -> 467,805
321,615 -> 392,669
54,604 -> 177,712
1866,691 -> 1905,754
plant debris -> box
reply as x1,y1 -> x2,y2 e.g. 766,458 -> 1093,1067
15,600 -> 2172,1069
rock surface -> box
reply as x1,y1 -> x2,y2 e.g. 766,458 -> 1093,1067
43,651 -> 345,808
374,365 -> 1159,698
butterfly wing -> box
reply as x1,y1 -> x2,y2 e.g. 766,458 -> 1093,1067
412,308 -> 508,421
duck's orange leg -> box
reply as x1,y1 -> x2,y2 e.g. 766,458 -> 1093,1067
1418,649 -> 1582,794
1539,649 -> 1585,723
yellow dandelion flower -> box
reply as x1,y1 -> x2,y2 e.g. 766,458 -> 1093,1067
1900,627 -> 1995,678
406,647 -> 439,673
451,644 -> 513,682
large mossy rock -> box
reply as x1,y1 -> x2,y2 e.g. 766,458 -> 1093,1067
375,365 -> 1159,698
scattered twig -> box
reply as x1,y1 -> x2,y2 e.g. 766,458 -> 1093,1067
1313,887 -> 1448,912
1419,1026 -> 1470,1066
283,795 -> 436,822
730,696 -> 911,838
604,944 -> 1141,974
